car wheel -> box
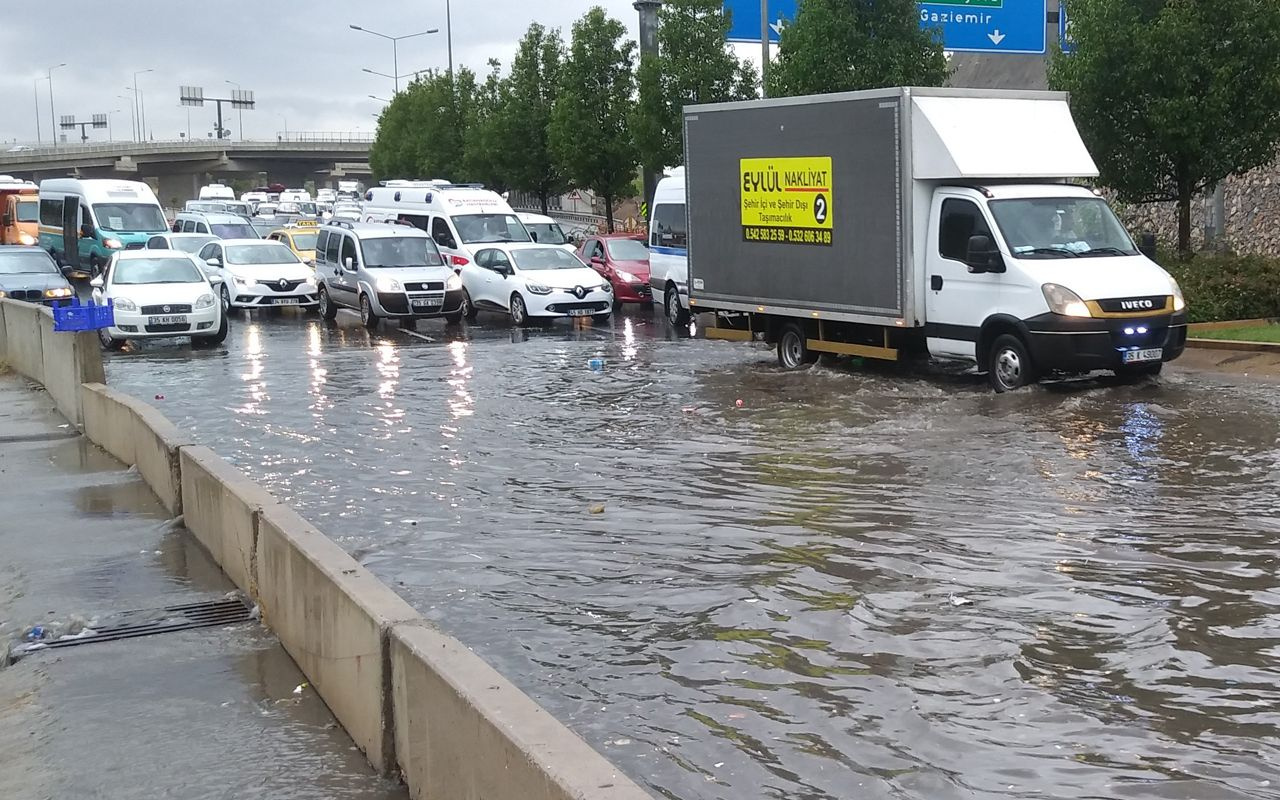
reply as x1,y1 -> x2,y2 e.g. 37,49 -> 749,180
988,333 -> 1035,392
665,284 -> 689,327
462,289 -> 478,321
195,312 -> 229,347
510,293 -> 530,328
219,285 -> 231,313
360,294 -> 379,330
317,286 -> 338,321
98,327 -> 125,351
776,322 -> 817,369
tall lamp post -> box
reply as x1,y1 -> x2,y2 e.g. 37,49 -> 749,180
33,78 -> 42,144
46,63 -> 67,145
131,68 -> 153,141
348,24 -> 438,94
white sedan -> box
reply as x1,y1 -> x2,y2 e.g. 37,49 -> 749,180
90,250 -> 228,349
461,244 -> 613,326
196,239 -> 319,310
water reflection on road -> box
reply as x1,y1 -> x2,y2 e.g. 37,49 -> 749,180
107,309 -> 1280,800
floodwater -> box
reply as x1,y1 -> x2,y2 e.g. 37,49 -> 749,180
106,309 -> 1280,800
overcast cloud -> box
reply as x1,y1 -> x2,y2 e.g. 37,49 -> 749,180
0,0 -> 657,144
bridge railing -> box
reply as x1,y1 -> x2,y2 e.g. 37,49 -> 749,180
0,136 -> 374,161
274,131 -> 375,143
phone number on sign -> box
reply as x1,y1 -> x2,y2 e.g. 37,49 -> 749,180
742,226 -> 833,246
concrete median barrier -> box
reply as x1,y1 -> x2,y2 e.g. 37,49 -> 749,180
255,502 -> 422,773
0,300 -> 103,425
390,623 -> 654,800
79,383 -> 137,465
1,299 -> 46,385
179,446 -> 278,594
78,382 -> 190,515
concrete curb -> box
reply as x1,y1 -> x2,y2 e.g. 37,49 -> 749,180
1185,337 -> 1280,353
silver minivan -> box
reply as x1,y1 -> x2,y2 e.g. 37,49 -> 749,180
314,220 -> 465,329
172,211 -> 259,239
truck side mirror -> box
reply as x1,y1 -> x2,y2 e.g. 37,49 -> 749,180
1,213 -> 10,227
1137,232 -> 1157,261
966,234 -> 1004,274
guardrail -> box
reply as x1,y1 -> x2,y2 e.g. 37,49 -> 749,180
0,137 -> 373,160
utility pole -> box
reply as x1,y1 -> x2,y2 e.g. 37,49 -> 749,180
33,79 -> 41,144
133,69 -> 153,141
760,0 -> 769,97
47,63 -> 66,145
635,0 -> 662,223
446,0 -> 454,80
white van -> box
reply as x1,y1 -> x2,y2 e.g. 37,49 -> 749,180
199,184 -> 236,201
648,167 -> 689,325
279,188 -> 312,204
360,181 -> 533,270
515,212 -> 575,253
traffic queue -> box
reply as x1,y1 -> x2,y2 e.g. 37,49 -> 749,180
0,174 -> 652,351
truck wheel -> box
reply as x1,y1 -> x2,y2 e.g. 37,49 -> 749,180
988,334 -> 1034,392
777,322 -> 817,369
665,285 -> 689,327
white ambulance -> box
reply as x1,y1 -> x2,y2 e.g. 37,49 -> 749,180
360,180 -> 532,270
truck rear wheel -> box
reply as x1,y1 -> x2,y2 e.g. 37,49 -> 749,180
777,322 -> 817,369
988,334 -> 1034,392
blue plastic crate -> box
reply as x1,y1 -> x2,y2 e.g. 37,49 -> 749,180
52,298 -> 115,332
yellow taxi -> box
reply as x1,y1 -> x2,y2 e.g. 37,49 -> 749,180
266,220 -> 319,265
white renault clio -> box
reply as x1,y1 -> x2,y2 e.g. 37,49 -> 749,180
90,250 -> 228,349
461,244 -> 613,325
196,239 -> 318,310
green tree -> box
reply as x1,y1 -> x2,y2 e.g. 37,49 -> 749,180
370,68 -> 478,182
495,23 -> 569,213
633,0 -> 758,175
550,7 -> 637,232
768,0 -> 947,97
1049,0 -> 1280,254
463,59 -> 511,191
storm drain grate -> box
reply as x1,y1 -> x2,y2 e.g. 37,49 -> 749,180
11,598 -> 254,659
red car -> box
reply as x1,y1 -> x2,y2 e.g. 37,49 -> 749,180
577,234 -> 651,308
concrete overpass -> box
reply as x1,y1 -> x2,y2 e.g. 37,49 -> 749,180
0,135 -> 372,205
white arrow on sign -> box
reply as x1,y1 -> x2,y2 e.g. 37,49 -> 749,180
770,17 -> 787,36
988,30 -> 1006,45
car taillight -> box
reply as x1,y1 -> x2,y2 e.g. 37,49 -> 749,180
450,255 -> 469,267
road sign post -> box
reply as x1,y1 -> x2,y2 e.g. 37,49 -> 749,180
180,86 -> 255,140
59,113 -> 108,143
725,0 -> 1046,55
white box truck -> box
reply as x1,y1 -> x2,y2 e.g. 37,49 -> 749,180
683,87 -> 1188,390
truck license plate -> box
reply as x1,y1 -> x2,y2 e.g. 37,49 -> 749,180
148,315 -> 188,325
1123,348 -> 1162,364
566,308 -> 593,317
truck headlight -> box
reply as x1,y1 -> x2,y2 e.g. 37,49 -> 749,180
17,232 -> 36,246
195,294 -> 216,309
113,297 -> 137,311
1041,283 -> 1091,318
446,273 -> 463,291
1170,278 -> 1186,312
104,238 -> 123,249
525,282 -> 552,295
375,277 -> 402,292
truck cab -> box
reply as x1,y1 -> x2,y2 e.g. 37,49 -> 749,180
0,177 -> 38,246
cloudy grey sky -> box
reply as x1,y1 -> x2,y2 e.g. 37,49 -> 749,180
0,0 -> 669,144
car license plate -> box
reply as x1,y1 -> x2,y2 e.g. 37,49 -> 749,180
274,298 -> 300,306
1123,348 -> 1162,364
411,298 -> 440,308
567,308 -> 593,317
147,315 -> 188,325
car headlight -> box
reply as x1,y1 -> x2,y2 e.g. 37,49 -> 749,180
1170,278 -> 1186,312
600,283 -> 613,293
104,238 -> 123,249
1041,283 -> 1090,317
446,272 -> 463,291
0,290 -> 7,298
195,294 -> 216,309
113,297 -> 137,311
375,277 -> 402,292
44,287 -> 74,298
615,269 -> 637,283
525,282 -> 552,295
17,232 -> 36,246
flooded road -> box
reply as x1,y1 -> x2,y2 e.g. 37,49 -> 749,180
105,309 -> 1280,800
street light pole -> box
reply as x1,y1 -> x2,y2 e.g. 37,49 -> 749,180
446,0 -> 454,80
118,94 -> 135,142
33,79 -> 41,144
761,0 -> 769,97
349,24 -> 438,94
133,69 -> 153,142
47,63 -> 66,145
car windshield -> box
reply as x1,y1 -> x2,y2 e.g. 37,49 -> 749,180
94,203 -> 168,233
0,251 -> 59,275
525,222 -> 567,245
512,248 -> 587,271
606,238 -> 649,261
453,214 -> 531,244
290,233 -> 318,250
211,223 -> 259,239
361,237 -> 444,268
16,200 -> 38,223
226,243 -> 300,266
170,236 -> 217,254
113,257 -> 204,284
990,197 -> 1138,258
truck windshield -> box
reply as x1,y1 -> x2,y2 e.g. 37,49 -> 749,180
94,203 -> 168,233
454,214 -> 531,244
361,237 -> 445,268
16,201 -> 38,223
990,197 -> 1138,258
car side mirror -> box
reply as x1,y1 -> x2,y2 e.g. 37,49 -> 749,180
344,256 -> 355,270
205,257 -> 221,267
966,234 -> 1004,274
591,256 -> 605,266
90,277 -> 104,288
61,265 -> 77,278
494,264 -> 512,277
